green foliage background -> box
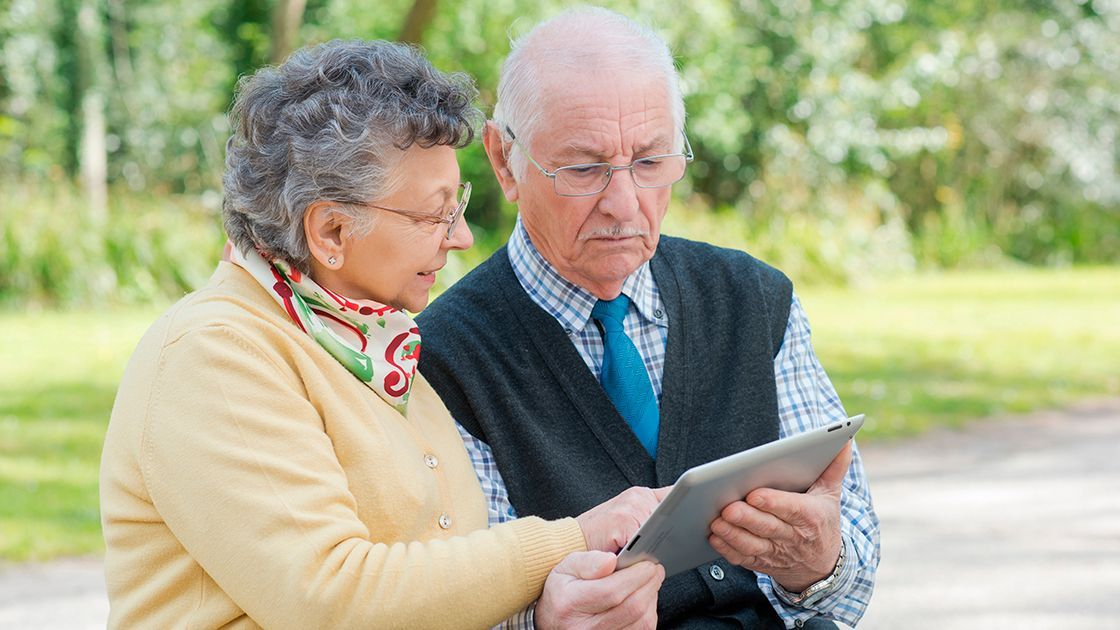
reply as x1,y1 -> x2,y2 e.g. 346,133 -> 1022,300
1,0 -> 1118,561
1,0 -> 1118,306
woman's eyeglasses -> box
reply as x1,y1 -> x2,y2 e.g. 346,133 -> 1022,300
356,182 -> 471,239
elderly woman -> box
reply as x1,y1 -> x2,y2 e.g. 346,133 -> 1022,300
99,40 -> 664,629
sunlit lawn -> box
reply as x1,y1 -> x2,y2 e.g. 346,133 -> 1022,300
802,267 -> 1119,438
0,307 -> 163,561
1,267 -> 1117,560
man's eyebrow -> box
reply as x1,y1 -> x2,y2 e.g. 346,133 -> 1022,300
634,134 -> 673,156
553,135 -> 675,163
554,141 -> 605,163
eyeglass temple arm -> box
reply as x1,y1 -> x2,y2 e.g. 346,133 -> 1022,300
502,125 -> 558,180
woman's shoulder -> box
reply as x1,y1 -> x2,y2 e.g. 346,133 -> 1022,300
134,262 -> 301,363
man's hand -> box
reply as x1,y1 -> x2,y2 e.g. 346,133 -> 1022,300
708,442 -> 852,593
576,486 -> 670,553
536,551 -> 664,630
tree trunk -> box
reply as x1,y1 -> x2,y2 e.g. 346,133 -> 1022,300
270,0 -> 307,64
107,0 -> 136,117
80,92 -> 108,223
77,0 -> 108,224
398,0 -> 439,45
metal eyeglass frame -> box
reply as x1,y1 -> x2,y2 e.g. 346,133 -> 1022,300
356,181 -> 471,239
505,126 -> 694,197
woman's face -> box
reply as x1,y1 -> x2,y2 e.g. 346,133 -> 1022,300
329,144 -> 473,312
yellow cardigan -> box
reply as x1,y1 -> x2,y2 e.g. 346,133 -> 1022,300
100,262 -> 585,629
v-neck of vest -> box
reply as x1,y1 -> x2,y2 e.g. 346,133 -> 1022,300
493,244 -> 697,487
494,250 -> 657,485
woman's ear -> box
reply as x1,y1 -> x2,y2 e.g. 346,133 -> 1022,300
304,201 -> 346,269
483,121 -> 520,203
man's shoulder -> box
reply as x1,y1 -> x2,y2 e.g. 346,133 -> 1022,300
656,235 -> 792,291
418,247 -> 511,331
656,237 -> 793,353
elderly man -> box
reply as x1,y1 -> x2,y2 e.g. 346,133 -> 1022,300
419,8 -> 879,628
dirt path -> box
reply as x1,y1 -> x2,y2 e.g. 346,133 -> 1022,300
858,398 -> 1120,629
0,557 -> 106,629
2,400 -> 1117,628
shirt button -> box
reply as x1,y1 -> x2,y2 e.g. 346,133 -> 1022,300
438,513 -> 452,529
564,328 -> 573,336
424,454 -> 439,469
654,308 -> 664,319
794,620 -> 805,628
709,564 -> 725,581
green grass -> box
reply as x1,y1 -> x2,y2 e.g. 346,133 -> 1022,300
1,267 -> 1118,560
800,267 -> 1120,439
0,307 -> 163,560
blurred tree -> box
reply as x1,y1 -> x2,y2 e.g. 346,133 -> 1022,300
398,0 -> 439,45
77,0 -> 109,223
1,0 -> 1118,307
271,0 -> 307,63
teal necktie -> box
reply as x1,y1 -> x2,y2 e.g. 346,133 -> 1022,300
591,295 -> 659,458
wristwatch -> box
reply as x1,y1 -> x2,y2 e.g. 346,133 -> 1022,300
790,541 -> 845,606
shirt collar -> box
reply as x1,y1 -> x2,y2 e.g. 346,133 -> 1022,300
507,216 -> 667,331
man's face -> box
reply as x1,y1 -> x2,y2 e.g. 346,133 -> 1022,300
514,68 -> 677,298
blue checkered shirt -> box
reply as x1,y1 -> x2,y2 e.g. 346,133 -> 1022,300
461,218 -> 879,629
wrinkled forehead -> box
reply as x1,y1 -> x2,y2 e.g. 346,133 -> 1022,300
533,66 -> 677,158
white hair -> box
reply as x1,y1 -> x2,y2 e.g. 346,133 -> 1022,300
492,7 -> 686,179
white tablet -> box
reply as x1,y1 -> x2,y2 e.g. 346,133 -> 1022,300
615,414 -> 864,577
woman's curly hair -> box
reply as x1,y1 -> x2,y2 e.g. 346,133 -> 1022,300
222,39 -> 482,269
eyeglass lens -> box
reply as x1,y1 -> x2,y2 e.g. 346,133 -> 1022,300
554,155 -> 688,196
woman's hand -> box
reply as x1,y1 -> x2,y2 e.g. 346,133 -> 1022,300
575,486 -> 671,554
536,552 -> 663,630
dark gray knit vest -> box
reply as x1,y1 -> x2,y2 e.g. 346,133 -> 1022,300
418,236 -> 796,628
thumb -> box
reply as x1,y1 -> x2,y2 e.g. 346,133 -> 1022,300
555,550 -> 618,581
810,441 -> 853,496
653,485 -> 674,501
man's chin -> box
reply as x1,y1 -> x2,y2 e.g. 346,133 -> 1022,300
578,251 -> 651,285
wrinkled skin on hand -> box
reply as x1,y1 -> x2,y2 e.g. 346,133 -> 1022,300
536,551 -> 664,630
708,443 -> 852,592
575,486 -> 670,554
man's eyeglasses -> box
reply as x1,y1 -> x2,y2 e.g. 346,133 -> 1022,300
505,126 -> 693,197
356,182 -> 471,239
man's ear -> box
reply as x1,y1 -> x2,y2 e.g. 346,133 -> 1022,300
483,121 -> 520,203
303,201 -> 346,269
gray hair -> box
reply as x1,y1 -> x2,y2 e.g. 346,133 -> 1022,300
492,8 -> 685,179
222,39 -> 481,270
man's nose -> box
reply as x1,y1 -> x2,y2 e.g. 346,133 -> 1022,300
596,167 -> 641,221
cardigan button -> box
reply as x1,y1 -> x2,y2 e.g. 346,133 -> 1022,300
709,564 -> 725,581
438,513 -> 452,529
424,454 -> 439,469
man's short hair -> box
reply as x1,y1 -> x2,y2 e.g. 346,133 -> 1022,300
492,8 -> 686,178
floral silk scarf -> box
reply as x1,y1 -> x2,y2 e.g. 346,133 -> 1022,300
229,245 -> 421,415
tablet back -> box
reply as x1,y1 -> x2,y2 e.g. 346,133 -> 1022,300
616,415 -> 864,577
